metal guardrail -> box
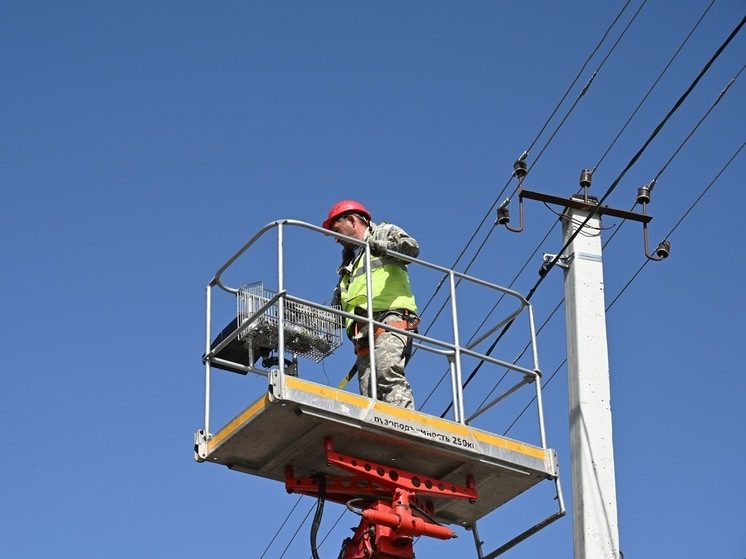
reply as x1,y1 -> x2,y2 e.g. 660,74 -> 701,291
202,219 -> 546,448
200,219 -> 565,557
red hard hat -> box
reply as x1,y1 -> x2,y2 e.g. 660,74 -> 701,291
322,200 -> 372,230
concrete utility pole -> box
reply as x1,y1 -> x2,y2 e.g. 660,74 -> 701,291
518,176 -> 651,557
562,198 -> 621,559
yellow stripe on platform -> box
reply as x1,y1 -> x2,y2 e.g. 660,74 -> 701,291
286,376 -> 370,406
375,402 -> 545,459
471,430 -> 546,460
287,376 -> 546,461
207,395 -> 269,451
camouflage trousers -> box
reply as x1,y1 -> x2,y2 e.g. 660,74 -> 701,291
356,315 -> 415,410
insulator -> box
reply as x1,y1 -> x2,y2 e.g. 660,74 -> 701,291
655,240 -> 671,259
513,159 -> 528,178
497,205 -> 511,225
636,185 -> 651,205
579,169 -> 592,188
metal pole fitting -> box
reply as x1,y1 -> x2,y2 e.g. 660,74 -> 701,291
655,239 -> 671,259
579,169 -> 592,203
636,185 -> 651,205
513,159 -> 528,179
497,204 -> 511,225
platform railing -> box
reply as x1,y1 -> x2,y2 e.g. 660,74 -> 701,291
202,219 -> 546,448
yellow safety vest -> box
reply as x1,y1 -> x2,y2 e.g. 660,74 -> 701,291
339,253 -> 417,331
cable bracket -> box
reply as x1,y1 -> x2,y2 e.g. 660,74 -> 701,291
543,253 -> 572,271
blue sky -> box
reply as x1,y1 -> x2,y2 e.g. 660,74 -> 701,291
2,1 -> 744,557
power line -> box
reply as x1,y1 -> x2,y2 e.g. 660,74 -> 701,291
277,501 -> 317,559
418,197 -> 507,318
602,61 -> 744,248
419,0 -> 666,410
416,222 -> 496,341
505,0 -> 650,204
503,140 -> 744,436
475,65 -> 745,423
475,297 -> 565,415
651,64 -> 745,186
441,21 -> 745,419
264,3 -> 641,550
654,140 -> 744,249
523,0 -> 635,157
535,15 -> 745,290
417,0 -> 636,320
591,0 -> 716,173
419,221 -> 557,410
420,0 -> 649,362
260,495 -> 305,558
416,0 -> 645,372
460,0 -> 719,382
265,10 -> 744,557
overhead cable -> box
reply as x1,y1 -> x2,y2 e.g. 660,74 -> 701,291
651,63 -> 744,186
420,0 -> 647,350
418,222 -> 556,410
441,19 -> 746,418
535,14 -> 744,289
458,0 -> 718,389
277,501 -> 316,559
601,61 -> 744,249
503,140 -> 744,436
495,0 -> 728,354
417,0 -> 636,320
474,297 -> 565,416
522,0 -> 635,156
482,68 -> 745,423
505,0 -> 649,203
650,140 -> 744,255
416,222 -> 497,339
592,0 -> 717,173
270,8 -> 742,554
260,495 -> 305,559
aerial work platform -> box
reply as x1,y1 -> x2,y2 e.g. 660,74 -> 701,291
195,371 -> 557,526
195,220 -> 565,557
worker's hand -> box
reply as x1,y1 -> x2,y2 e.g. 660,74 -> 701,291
368,239 -> 389,256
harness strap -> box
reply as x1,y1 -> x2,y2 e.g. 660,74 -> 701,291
353,317 -> 420,357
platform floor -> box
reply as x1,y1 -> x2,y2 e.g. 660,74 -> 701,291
196,372 -> 558,526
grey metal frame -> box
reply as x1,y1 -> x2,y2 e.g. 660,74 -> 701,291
203,219 -> 547,434
470,475 -> 566,558
199,219 -> 565,556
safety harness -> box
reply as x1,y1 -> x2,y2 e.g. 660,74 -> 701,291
352,309 -> 420,358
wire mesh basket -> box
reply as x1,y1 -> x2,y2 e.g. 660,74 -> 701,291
237,282 -> 344,363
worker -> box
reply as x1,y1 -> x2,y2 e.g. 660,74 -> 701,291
323,200 -> 420,409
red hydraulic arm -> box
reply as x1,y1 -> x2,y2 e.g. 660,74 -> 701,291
285,437 -> 478,559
